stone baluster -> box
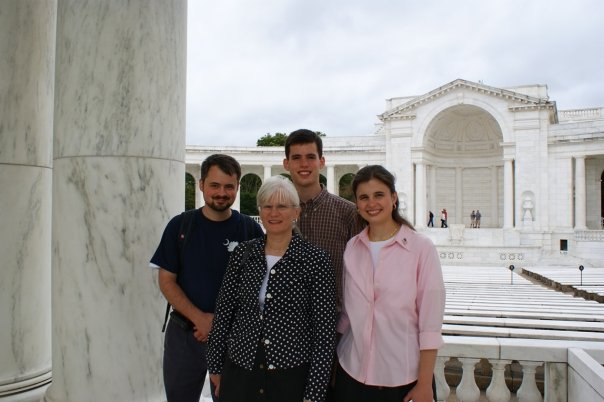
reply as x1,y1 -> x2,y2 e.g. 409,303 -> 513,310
486,359 -> 511,402
456,358 -> 481,402
517,361 -> 543,402
434,356 -> 450,401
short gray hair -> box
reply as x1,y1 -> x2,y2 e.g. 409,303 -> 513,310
257,175 -> 300,208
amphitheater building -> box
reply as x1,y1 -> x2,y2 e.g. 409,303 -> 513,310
187,79 -> 604,266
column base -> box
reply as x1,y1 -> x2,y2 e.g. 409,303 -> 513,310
0,371 -> 51,401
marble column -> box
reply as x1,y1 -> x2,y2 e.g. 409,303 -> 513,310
504,159 -> 514,229
263,164 -> 272,181
327,164 -> 335,194
574,156 -> 587,230
491,166 -> 499,228
415,162 -> 426,228
430,165 -> 437,217
45,1 -> 186,402
455,167 -> 463,224
0,1 -> 55,399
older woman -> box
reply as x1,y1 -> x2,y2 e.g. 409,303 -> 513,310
335,165 -> 445,402
208,175 -> 336,402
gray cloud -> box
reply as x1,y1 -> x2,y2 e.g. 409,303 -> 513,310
186,0 -> 604,146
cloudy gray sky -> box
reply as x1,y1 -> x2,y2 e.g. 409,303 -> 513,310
186,0 -> 604,146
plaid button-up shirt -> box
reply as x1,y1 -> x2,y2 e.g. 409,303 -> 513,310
297,186 -> 365,310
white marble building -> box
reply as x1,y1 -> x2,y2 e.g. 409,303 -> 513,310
186,79 -> 604,266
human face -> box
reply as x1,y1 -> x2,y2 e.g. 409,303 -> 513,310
259,195 -> 300,236
283,142 -> 325,189
355,178 -> 397,227
200,165 -> 239,213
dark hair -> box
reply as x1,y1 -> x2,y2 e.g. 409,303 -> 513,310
352,165 -> 414,229
200,154 -> 242,181
285,129 -> 323,159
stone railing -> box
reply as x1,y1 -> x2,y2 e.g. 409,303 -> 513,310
575,230 -> 604,241
436,336 -> 604,402
558,108 -> 603,122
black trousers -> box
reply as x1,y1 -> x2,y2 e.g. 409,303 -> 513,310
163,318 -> 218,402
220,343 -> 310,402
333,363 -> 436,402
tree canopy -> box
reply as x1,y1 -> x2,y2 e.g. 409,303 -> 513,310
256,131 -> 326,146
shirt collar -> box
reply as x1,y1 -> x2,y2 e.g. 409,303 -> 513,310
300,184 -> 328,209
357,224 -> 412,251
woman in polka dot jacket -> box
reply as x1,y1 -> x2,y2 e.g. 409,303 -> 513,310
208,175 -> 337,402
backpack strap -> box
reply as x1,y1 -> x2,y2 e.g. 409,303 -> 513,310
162,208 -> 198,332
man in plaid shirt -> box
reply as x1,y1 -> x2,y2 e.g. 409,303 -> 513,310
283,129 -> 364,312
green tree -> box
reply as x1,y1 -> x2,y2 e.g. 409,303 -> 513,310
256,131 -> 326,146
185,173 -> 196,210
256,132 -> 288,146
339,173 -> 355,202
239,174 -> 262,215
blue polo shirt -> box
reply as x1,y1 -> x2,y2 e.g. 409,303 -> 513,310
150,208 -> 263,313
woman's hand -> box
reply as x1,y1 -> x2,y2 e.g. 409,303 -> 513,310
403,381 -> 433,402
210,374 -> 221,397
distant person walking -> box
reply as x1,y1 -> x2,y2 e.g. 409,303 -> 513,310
440,209 -> 448,228
470,210 -> 476,228
475,210 -> 481,228
427,211 -> 434,227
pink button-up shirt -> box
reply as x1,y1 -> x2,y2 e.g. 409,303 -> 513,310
336,225 -> 445,387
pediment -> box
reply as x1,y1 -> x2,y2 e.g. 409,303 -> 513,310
379,78 -> 557,122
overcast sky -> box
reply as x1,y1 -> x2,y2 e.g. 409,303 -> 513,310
186,0 -> 604,146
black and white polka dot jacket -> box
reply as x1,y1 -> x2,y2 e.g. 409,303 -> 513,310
208,233 -> 337,402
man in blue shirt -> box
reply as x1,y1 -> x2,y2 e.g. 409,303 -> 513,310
150,154 -> 263,402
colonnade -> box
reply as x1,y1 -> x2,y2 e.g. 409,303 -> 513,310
1,1 -> 186,401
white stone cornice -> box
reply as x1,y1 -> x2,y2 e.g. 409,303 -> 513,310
379,78 -> 555,122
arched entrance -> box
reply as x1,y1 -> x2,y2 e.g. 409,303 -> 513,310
339,173 -> 355,202
423,105 -> 504,228
240,173 -> 262,215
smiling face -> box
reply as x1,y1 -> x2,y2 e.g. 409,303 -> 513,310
354,178 -> 397,227
259,194 -> 300,237
283,142 -> 325,191
200,165 -> 239,213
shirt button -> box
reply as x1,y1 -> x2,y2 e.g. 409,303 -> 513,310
270,269 -> 276,274
259,388 -> 264,394
264,339 -> 270,345
268,364 -> 275,370
266,293 -> 272,299
259,364 -> 264,369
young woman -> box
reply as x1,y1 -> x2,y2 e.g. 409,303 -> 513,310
208,175 -> 336,402
334,165 -> 446,402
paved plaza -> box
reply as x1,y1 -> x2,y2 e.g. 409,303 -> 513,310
197,264 -> 604,401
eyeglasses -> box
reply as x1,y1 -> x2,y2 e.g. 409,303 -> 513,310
258,204 -> 296,213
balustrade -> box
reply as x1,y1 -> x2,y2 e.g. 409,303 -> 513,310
434,336 -> 604,402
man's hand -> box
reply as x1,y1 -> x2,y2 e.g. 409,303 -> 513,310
210,374 -> 221,397
191,311 -> 214,342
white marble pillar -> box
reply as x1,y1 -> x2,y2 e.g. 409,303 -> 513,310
430,165 -> 437,217
326,164 -> 336,194
45,1 -> 186,401
263,164 -> 272,181
0,1 -> 55,399
455,167 -> 463,225
491,166 -> 499,228
196,172 -> 204,209
574,156 -> 587,230
415,162 -> 426,228
504,159 -> 514,229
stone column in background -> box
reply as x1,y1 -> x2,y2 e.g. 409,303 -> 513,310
574,156 -> 587,230
503,159 -> 514,229
45,1 -> 187,401
0,1 -> 55,400
414,162 -> 426,228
